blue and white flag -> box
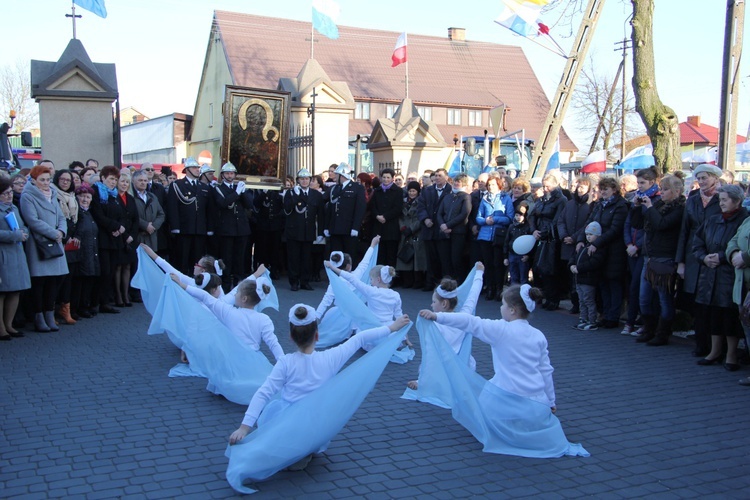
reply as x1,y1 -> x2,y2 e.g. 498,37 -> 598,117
620,144 -> 656,172
312,0 -> 340,39
546,135 -> 560,172
73,0 -> 107,18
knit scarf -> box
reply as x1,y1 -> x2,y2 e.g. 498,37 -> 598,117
700,186 -> 717,208
636,183 -> 660,199
723,207 -> 741,220
57,189 -> 79,223
95,182 -> 118,204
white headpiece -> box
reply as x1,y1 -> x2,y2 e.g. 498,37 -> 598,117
435,285 -> 458,299
255,277 -> 271,300
520,284 -> 535,313
196,272 -> 211,289
214,260 -> 223,276
330,251 -> 345,268
380,266 -> 393,284
288,304 -> 317,326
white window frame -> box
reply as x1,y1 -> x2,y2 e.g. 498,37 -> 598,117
468,110 -> 482,127
386,104 -> 397,118
416,106 -> 432,121
447,108 -> 462,126
355,102 -> 371,120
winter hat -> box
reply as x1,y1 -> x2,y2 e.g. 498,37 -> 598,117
585,221 -> 602,236
406,181 -> 421,193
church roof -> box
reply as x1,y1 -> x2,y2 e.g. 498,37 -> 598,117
213,11 -> 576,151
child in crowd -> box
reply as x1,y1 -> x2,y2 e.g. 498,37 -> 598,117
504,200 -> 533,285
170,273 -> 284,362
228,305 -> 410,466
419,284 -> 556,411
407,262 -> 485,390
569,221 -> 606,331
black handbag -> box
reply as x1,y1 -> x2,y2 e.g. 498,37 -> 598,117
34,234 -> 64,260
398,240 -> 415,263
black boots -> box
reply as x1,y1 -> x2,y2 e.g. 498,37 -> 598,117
635,314 -> 658,343
647,317 -> 671,346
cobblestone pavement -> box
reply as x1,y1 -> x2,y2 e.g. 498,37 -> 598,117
2,280 -> 749,499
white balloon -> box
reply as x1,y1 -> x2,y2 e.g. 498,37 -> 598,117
512,234 -> 537,256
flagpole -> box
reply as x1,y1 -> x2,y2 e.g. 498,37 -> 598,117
404,33 -> 409,99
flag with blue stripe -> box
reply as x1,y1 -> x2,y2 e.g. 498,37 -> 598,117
74,0 -> 107,18
312,0 -> 340,40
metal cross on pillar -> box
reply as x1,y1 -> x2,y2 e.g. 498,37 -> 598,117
65,3 -> 82,39
307,87 -> 318,173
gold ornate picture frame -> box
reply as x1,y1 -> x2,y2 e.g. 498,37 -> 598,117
222,86 -> 290,190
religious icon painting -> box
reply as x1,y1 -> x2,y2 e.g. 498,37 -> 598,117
222,86 -> 291,190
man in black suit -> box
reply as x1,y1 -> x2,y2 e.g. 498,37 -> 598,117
253,187 -> 285,280
166,157 -> 215,274
141,162 -> 169,258
213,162 -> 253,291
437,173 -> 472,282
417,167 -> 452,290
284,168 -> 325,291
324,162 -> 366,262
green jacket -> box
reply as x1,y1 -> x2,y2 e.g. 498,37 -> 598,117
725,216 -> 750,305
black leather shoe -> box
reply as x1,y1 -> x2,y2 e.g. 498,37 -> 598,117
8,330 -> 24,338
78,309 -> 94,319
724,362 -> 740,372
300,283 -> 313,290
100,305 -> 121,314
696,356 -> 721,366
290,283 -> 299,291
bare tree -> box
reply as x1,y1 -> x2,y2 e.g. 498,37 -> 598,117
571,59 -> 643,156
0,59 -> 38,133
631,0 -> 681,174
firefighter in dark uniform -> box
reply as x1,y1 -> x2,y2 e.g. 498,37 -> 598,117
284,168 -> 324,291
324,162 -> 366,263
213,162 -> 253,291
254,185 -> 285,280
166,157 -> 215,274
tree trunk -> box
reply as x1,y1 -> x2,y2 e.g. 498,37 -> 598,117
631,0 -> 681,175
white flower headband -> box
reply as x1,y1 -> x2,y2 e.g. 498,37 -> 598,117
435,285 -> 458,299
520,284 -> 535,313
288,304 -> 317,326
197,273 -> 211,289
380,266 -> 393,284
214,260 -> 223,276
330,251 -> 345,268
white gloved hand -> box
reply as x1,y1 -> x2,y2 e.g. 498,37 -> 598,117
294,185 -> 301,196
236,181 -> 246,194
207,231 -> 214,236
171,229 -> 180,234
350,229 -> 359,237
323,229 -> 330,238
314,235 -> 325,244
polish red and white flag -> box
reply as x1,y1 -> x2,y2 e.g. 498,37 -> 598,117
392,33 -> 407,67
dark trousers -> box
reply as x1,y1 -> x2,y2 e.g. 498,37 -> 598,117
424,239 -> 442,287
479,241 -> 506,290
626,254 -> 645,326
57,268 -> 73,303
98,248 -> 118,306
71,276 -> 97,312
175,234 -> 206,275
377,239 -> 399,268
287,239 -> 313,286
31,275 -> 60,313
330,235 -> 359,264
508,253 -> 530,285
255,230 -> 282,277
437,234 -> 467,282
219,235 -> 248,292
599,278 -> 624,323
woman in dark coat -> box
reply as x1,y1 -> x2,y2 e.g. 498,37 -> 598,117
70,185 -> 100,318
0,176 -> 31,339
370,168 -> 403,268
622,167 -> 661,335
577,176 -> 628,328
114,173 -> 139,307
89,166 -> 128,314
53,169 -> 80,324
675,163 -> 722,356
692,184 -> 748,370
557,176 -> 592,313
396,181 -> 427,289
530,174 -> 567,310
629,174 -> 685,346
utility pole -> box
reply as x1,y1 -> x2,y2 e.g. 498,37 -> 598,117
530,0 -> 606,178
588,59 -> 624,154
615,35 -> 632,160
718,0 -> 745,173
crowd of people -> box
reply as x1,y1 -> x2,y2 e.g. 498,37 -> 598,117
1,157 -> 749,386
